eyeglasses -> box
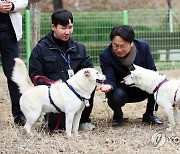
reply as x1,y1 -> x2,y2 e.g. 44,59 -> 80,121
112,42 -> 130,51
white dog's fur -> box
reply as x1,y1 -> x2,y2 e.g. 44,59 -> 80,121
12,58 -> 105,137
124,65 -> 180,131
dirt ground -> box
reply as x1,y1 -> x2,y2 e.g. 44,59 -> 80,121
41,0 -> 180,12
0,67 -> 180,154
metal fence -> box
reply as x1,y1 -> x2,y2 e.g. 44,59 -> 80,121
18,8 -> 180,69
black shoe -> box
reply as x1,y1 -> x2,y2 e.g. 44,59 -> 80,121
112,119 -> 123,127
14,115 -> 26,126
111,117 -> 129,127
142,114 -> 163,125
112,108 -> 124,127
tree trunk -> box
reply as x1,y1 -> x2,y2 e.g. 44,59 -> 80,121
53,0 -> 63,11
30,0 -> 41,48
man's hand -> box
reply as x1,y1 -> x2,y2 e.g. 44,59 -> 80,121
0,1 -> 13,13
100,84 -> 113,93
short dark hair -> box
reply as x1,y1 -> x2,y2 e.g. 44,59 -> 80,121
51,9 -> 73,27
110,25 -> 135,43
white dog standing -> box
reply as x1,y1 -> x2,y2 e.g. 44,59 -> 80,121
124,65 -> 180,131
12,58 -> 105,137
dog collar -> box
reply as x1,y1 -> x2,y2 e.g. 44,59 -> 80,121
66,82 -> 83,101
153,79 -> 168,93
65,82 -> 90,107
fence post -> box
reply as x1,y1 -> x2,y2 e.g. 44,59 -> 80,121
25,9 -> 31,68
123,10 -> 128,25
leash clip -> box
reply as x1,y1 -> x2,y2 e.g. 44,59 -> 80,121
84,99 -> 90,107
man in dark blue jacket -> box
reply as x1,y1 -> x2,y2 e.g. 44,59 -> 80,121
29,9 -> 95,132
99,25 -> 163,127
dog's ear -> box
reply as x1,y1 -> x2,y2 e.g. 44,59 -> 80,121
133,64 -> 137,69
84,70 -> 90,77
129,64 -> 135,71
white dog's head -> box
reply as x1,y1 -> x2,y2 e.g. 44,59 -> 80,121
83,68 -> 106,84
123,65 -> 144,87
67,68 -> 106,99
123,64 -> 166,94
122,74 -> 134,86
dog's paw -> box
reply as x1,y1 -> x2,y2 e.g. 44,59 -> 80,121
25,130 -> 35,136
65,132 -> 72,138
73,131 -> 81,137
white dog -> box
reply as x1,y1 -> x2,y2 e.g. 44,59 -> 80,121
12,58 -> 105,137
123,65 -> 180,131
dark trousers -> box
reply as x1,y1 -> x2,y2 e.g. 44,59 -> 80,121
80,89 -> 95,123
106,85 -> 158,119
0,29 -> 23,118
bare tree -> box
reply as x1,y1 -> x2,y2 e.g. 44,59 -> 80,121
167,0 -> 172,8
29,0 -> 41,48
53,0 -> 63,11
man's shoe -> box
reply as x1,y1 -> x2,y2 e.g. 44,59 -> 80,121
112,119 -> 123,127
14,115 -> 26,126
142,114 -> 163,125
79,122 -> 95,131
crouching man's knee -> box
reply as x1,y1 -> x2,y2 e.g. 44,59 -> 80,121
106,88 -> 128,110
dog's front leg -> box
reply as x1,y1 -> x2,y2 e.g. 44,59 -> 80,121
164,107 -> 175,131
24,122 -> 34,135
65,113 -> 74,137
174,106 -> 180,122
72,110 -> 83,136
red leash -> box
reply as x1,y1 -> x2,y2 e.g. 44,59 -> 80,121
33,75 -> 56,86
50,113 -> 61,134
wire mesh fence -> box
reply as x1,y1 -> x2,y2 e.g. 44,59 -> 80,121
18,8 -> 180,69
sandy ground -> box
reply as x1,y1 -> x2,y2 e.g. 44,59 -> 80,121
0,67 -> 180,154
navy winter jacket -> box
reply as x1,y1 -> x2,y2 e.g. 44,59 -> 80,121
29,31 -> 93,84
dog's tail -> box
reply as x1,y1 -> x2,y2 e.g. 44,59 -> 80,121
12,58 -> 30,94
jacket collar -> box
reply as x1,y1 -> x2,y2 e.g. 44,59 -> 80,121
46,31 -> 77,53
